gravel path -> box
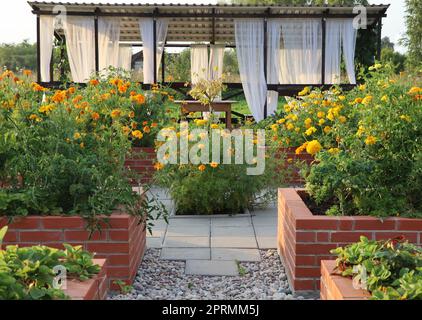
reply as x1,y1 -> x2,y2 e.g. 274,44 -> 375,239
109,249 -> 315,300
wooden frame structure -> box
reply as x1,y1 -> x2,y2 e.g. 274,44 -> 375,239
29,2 -> 389,117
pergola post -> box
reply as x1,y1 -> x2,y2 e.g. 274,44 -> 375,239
263,12 -> 269,119
94,8 -> 100,73
161,46 -> 165,82
376,18 -> 382,61
36,14 -> 41,83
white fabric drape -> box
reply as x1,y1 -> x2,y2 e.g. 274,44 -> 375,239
191,45 -> 209,84
342,19 -> 357,84
209,45 -> 225,81
279,19 -> 322,84
40,16 -> 55,82
98,17 -> 121,71
118,46 -> 133,71
235,19 -> 267,122
325,19 -> 357,84
139,18 -> 168,84
267,20 -> 282,117
63,17 -> 96,83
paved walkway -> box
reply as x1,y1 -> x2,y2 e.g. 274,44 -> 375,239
146,188 -> 278,276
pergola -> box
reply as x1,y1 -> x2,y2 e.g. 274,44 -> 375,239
29,2 -> 389,118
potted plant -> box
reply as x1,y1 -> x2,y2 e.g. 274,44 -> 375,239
275,65 -> 422,292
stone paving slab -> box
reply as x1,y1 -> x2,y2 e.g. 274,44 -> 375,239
166,225 -> 210,237
185,260 -> 239,276
252,216 -> 277,226
164,236 -> 210,248
211,217 -> 252,227
169,218 -> 211,227
254,225 -> 277,237
161,248 -> 211,260
211,226 -> 255,237
146,237 -> 163,249
211,236 -> 257,249
256,236 -> 277,249
211,248 -> 261,262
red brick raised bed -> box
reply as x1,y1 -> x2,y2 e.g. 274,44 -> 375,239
278,188 -> 422,292
125,147 -> 156,184
320,260 -> 371,300
64,259 -> 109,300
0,213 -> 146,291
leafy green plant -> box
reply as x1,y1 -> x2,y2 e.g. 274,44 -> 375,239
332,236 -> 422,300
0,226 -> 101,300
113,280 -> 133,295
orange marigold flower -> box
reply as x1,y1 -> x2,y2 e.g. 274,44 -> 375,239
90,79 -> 100,86
210,162 -> 219,168
91,112 -> 100,121
111,109 -> 122,118
23,69 -> 32,76
128,111 -> 135,118
52,90 -> 67,103
198,164 -> 206,172
131,94 -> 146,105
151,122 -> 158,128
143,126 -> 151,134
154,162 -> 164,171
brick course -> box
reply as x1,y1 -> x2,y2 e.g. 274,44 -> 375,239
0,213 -> 146,290
278,188 -> 422,292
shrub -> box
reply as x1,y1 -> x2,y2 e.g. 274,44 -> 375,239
0,226 -> 100,300
269,64 -> 422,217
0,70 -> 168,228
154,121 -> 285,215
332,236 -> 422,300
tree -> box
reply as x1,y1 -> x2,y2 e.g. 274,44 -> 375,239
401,0 -> 422,71
0,41 -> 37,71
380,37 -> 406,73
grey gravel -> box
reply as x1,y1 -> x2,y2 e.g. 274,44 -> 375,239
109,249 -> 316,300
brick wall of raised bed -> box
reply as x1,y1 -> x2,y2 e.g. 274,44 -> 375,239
125,147 -> 313,185
0,213 -> 146,290
125,147 -> 156,184
278,188 -> 422,292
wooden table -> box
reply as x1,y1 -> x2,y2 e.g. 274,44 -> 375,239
175,100 -> 236,130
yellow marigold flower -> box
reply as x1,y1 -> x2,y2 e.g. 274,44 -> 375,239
339,95 -> 346,101
196,119 -> 208,126
198,164 -> 206,172
357,126 -> 365,137
338,116 -> 347,123
328,148 -> 340,155
28,114 -> 41,122
362,96 -> 373,105
39,104 -> 55,114
318,119 -> 326,126
381,95 -> 388,102
286,123 -> 295,131
354,97 -> 363,104
122,126 -> 131,135
132,130 -> 144,140
211,124 -> 219,129
408,87 -> 422,95
154,162 -> 164,171
306,140 -> 322,155
400,115 -> 412,122
324,126 -> 332,134
284,104 -> 292,113
305,126 -> 317,136
271,124 -> 279,132
358,84 -> 366,91
80,143 -> 85,149
298,86 -> 311,96
365,135 -> 377,145
210,162 -> 219,168
111,109 -> 122,118
304,118 -> 312,128
317,111 -> 325,119
277,118 -> 286,124
73,132 -> 81,140
295,142 -> 308,155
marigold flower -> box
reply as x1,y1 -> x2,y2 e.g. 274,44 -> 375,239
198,164 -> 206,172
122,126 -> 131,135
73,132 -> 81,140
328,148 -> 340,155
39,104 -> 55,114
132,130 -> 143,140
131,94 -> 146,105
111,109 -> 122,118
154,162 -> 164,171
91,112 -> 100,121
362,96 -> 373,105
295,142 -> 309,155
210,162 -> 219,168
408,87 -> 422,95
305,127 -> 317,136
365,135 -> 377,145
90,79 -> 100,86
23,69 -> 32,76
324,126 -> 332,134
143,126 -> 151,134
306,140 -> 322,155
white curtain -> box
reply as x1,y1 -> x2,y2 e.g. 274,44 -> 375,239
63,17 -> 96,83
325,19 -> 357,84
191,45 -> 209,85
279,19 -> 322,84
235,19 -> 267,122
342,19 -> 357,84
209,45 -> 225,80
325,20 -> 342,84
40,16 -> 55,82
139,18 -> 168,84
267,20 -> 282,116
98,17 -> 121,72
118,46 -> 133,71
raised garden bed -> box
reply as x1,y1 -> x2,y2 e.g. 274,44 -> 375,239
0,213 -> 146,291
277,188 -> 422,292
320,260 -> 371,300
64,259 -> 109,300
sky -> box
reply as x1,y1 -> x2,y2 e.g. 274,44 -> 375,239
0,0 -> 407,53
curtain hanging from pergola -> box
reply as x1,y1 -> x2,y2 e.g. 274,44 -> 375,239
40,16 -> 55,82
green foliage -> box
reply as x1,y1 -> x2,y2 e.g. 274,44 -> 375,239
0,228 -> 100,300
401,0 -> 422,72
332,236 -> 422,300
0,41 -> 36,71
113,280 -> 134,295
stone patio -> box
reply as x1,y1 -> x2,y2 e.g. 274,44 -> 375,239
146,188 -> 277,276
